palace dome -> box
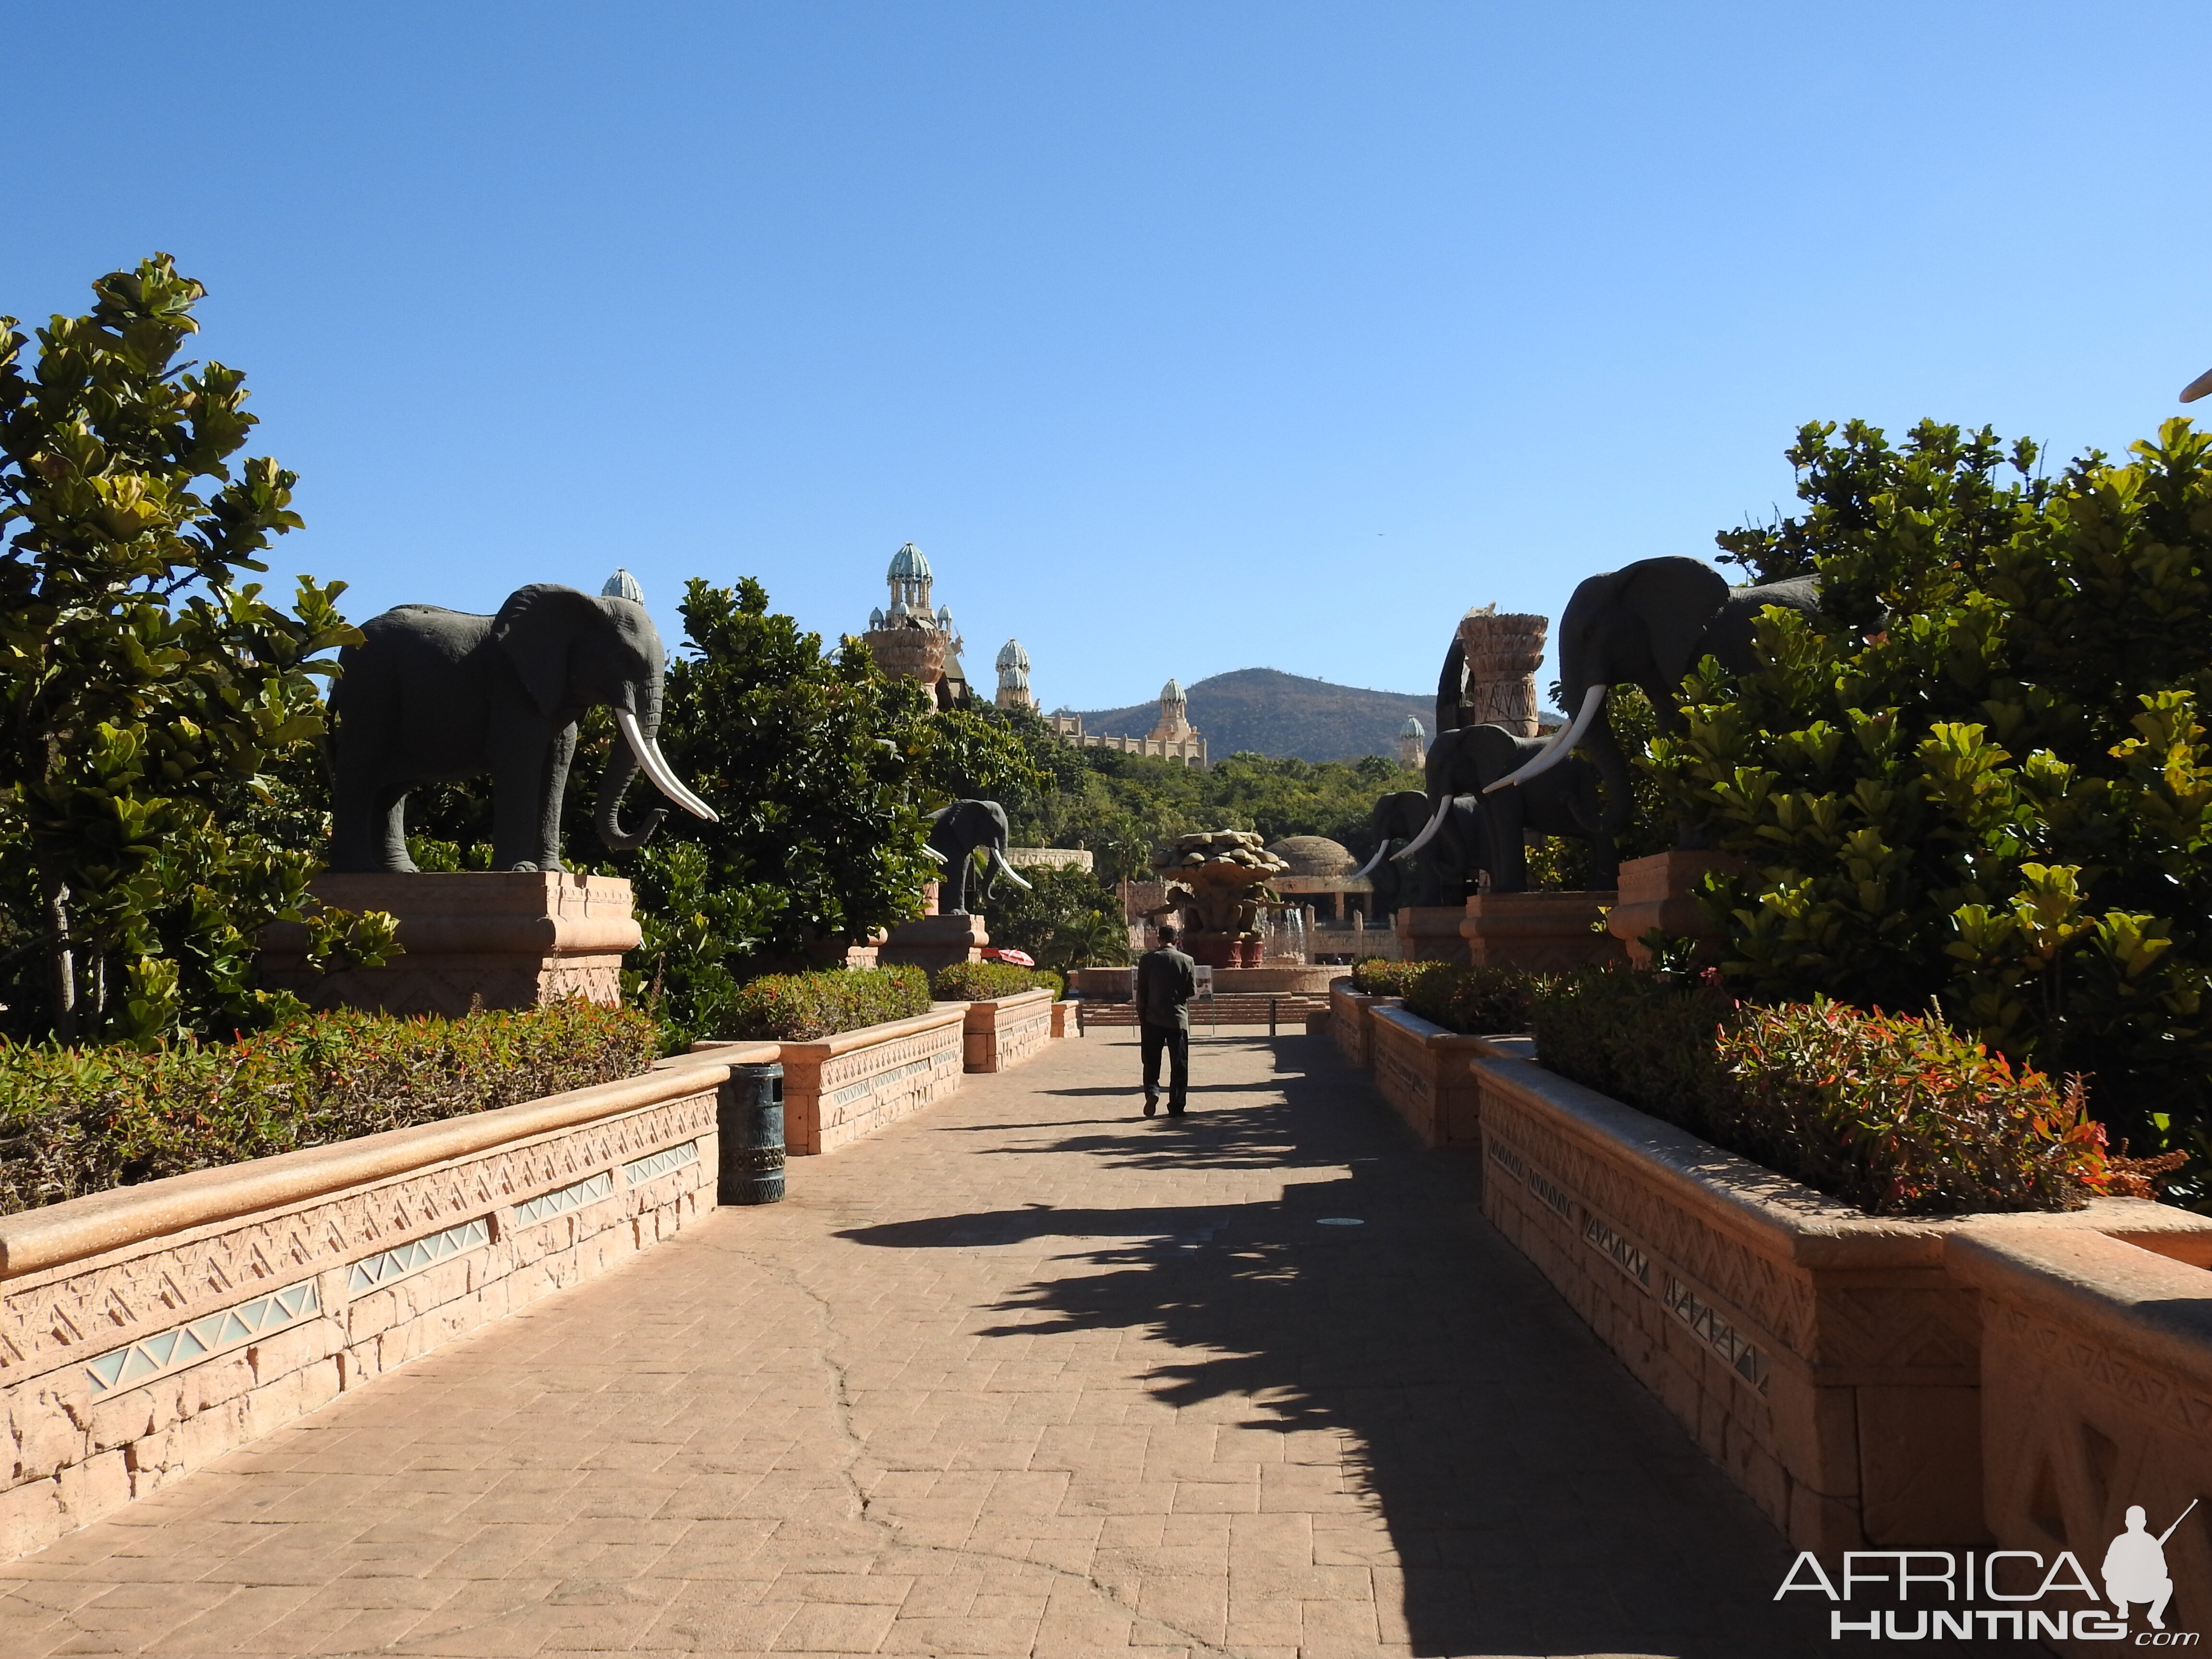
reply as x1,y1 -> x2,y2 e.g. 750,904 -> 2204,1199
602,568 -> 645,604
1401,715 -> 1426,738
887,542 -> 932,582
1161,677 -> 1186,704
1265,836 -> 1356,878
997,639 -> 1030,673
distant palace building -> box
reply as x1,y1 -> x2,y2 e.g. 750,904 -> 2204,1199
1048,678 -> 1208,769
995,639 -> 1037,711
860,543 -> 970,709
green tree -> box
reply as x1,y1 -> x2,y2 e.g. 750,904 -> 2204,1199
1653,417 -> 2212,1150
976,862 -> 1132,968
0,256 -> 374,1045
596,578 -> 939,1047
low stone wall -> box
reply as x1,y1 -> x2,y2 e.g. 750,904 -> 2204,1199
1950,1229 -> 2212,1640
1368,1006 -> 1508,1149
775,1005 -> 967,1155
960,988 -> 1056,1072
0,1048 -> 772,1561
1472,1056 -> 2212,1554
1050,999 -> 1071,1038
1328,981 -> 1388,1068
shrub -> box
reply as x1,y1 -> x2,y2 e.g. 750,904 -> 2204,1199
1528,966 -> 2112,1215
720,965 -> 932,1042
1400,964 -> 1539,1036
0,999 -> 659,1215
931,961 -> 1065,1002
1349,959 -> 1437,997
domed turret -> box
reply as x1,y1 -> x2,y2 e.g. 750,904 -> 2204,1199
996,639 -> 1030,674
1162,677 -> 1186,707
602,568 -> 645,604
1397,714 -> 1428,769
887,542 -> 932,583
994,637 -> 1036,710
869,606 -> 886,629
888,597 -> 910,623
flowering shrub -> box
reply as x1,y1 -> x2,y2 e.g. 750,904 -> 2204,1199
0,999 -> 659,1215
930,961 -> 1065,1002
720,965 -> 932,1042
1530,967 -> 2113,1214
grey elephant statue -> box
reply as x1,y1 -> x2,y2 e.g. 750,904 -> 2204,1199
1486,555 -> 1819,844
1348,788 -> 1487,909
329,583 -> 718,873
1401,724 -> 1615,894
927,800 -> 1033,915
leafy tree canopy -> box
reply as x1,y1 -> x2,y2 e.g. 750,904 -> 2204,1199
1653,416 -> 2212,1157
0,255 -> 373,1046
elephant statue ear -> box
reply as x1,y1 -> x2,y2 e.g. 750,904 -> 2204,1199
490,585 -> 602,718
1620,557 -> 1732,685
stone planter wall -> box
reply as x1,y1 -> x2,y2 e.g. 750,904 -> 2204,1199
1949,1229 -> 2212,1640
1369,1006 -> 1509,1149
774,1005 -> 968,1155
959,987 -> 1056,1073
1050,999 -> 1071,1038
1327,981 -> 1389,1068
1472,1056 -> 2212,1554
0,1048 -> 771,1561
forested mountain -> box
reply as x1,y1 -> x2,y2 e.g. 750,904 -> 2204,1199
1070,668 -> 1431,761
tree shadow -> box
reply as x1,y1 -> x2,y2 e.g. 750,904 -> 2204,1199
840,1036 -> 1860,1656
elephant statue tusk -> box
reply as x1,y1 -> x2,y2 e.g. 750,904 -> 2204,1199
1346,840 -> 1392,882
2185,366 -> 2212,404
988,846 -> 1034,891
1485,685 -> 1607,793
613,709 -> 720,822
1392,796 -> 1453,862
921,845 -> 947,864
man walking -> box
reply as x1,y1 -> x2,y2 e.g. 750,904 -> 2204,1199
1136,924 -> 1197,1117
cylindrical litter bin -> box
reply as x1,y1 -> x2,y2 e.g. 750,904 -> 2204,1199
719,1062 -> 785,1204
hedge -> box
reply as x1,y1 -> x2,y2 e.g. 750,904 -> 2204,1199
1348,959 -> 1435,997
1529,968 -> 2118,1215
0,999 -> 659,1216
931,961 -> 1065,1002
720,965 -> 933,1042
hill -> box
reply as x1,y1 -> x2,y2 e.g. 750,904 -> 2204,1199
1070,668 -> 1431,763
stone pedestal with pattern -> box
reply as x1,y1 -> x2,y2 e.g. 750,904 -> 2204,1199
877,913 -> 986,974
1604,852 -> 1745,968
258,872 -> 641,1016
1461,890 -> 1623,972
1393,905 -> 1472,964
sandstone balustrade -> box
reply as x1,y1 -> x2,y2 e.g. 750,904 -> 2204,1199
1949,1228 -> 2212,1624
0,1046 -> 771,1562
1368,1005 -> 1529,1150
1326,979 -> 1391,1068
959,987 -> 1056,1073
1471,1054 -> 2212,1554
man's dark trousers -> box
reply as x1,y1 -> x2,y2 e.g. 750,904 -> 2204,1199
1140,1022 -> 1189,1115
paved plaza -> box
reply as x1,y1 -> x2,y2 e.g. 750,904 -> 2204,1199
0,1030 -> 1842,1657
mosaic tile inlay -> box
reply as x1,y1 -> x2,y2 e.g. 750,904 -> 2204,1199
348,1216 -> 491,1295
85,1279 -> 320,1395
511,1169 -> 614,1227
623,1139 -> 699,1186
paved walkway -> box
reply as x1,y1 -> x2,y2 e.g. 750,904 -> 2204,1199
0,1031 -> 1834,1658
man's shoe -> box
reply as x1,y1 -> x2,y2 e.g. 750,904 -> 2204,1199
1142,1096 -> 1158,1117
1167,1106 -> 1186,1117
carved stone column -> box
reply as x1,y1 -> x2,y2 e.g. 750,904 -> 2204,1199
1457,611 -> 1549,737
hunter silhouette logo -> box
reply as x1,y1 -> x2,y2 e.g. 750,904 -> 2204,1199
1777,1499 -> 2201,1642
2105,1501 -> 2195,1633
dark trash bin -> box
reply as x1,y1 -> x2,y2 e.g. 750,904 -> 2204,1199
719,1062 -> 785,1205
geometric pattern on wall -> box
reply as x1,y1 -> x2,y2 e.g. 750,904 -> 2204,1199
623,1140 -> 698,1186
84,1278 -> 320,1395
348,1216 -> 491,1295
512,1170 -> 614,1227
0,1083 -> 718,1386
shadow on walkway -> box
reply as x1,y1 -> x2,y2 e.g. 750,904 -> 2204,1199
842,1034 -> 1844,1657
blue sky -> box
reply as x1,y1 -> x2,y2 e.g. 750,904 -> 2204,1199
8,3 -> 2209,713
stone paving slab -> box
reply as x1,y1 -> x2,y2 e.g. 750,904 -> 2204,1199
0,1031 -> 1893,1656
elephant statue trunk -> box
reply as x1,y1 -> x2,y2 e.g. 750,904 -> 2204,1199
597,707 -> 716,854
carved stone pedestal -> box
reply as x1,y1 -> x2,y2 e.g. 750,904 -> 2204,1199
1460,890 -> 1623,972
1394,905 -> 1472,965
877,914 -> 986,974
258,872 -> 641,1016
1604,852 -> 1746,967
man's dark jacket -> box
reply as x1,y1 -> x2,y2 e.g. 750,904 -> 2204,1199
1135,944 -> 1197,1030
